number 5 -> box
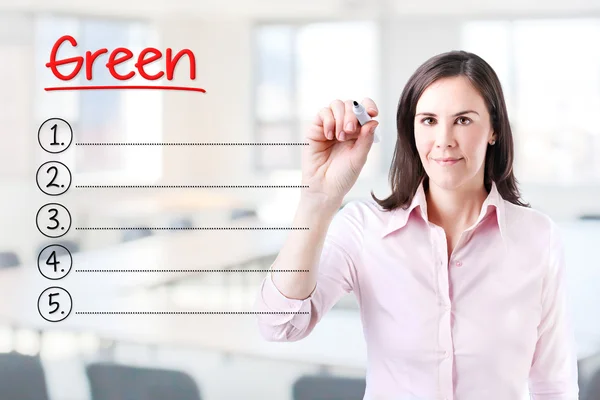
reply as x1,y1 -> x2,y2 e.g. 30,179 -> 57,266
48,292 -> 60,314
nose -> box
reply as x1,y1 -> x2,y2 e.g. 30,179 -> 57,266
434,123 -> 456,148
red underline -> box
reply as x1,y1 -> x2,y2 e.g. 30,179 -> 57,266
44,85 -> 206,93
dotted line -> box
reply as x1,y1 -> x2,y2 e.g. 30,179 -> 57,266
75,227 -> 309,231
75,185 -> 308,188
75,142 -> 309,146
75,311 -> 309,315
75,269 -> 309,273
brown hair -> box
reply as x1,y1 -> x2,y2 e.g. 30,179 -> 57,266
372,50 -> 530,211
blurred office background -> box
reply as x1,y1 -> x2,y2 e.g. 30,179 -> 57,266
0,0 -> 599,399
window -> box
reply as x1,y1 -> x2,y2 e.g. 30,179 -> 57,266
34,15 -> 163,183
253,21 -> 381,177
461,18 -> 600,184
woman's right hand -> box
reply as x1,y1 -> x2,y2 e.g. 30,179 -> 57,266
301,98 -> 379,205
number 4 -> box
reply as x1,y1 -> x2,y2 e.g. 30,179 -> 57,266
46,251 -> 60,272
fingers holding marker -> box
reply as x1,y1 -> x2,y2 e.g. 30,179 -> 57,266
360,97 -> 379,117
317,107 -> 335,141
311,98 -> 380,143
337,100 -> 357,141
329,99 -> 345,141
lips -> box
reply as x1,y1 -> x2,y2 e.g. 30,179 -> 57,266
434,157 -> 463,166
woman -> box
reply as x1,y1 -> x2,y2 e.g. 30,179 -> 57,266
253,50 -> 579,399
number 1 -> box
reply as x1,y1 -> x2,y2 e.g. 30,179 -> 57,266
50,124 -> 59,146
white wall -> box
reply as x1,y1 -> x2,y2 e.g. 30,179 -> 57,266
0,13 -> 34,181
159,17 -> 254,184
0,13 -> 38,264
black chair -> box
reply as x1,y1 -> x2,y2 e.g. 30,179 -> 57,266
581,351 -> 600,400
0,251 -> 20,268
583,367 -> 600,400
0,352 -> 50,400
167,217 -> 194,230
230,208 -> 257,221
579,214 -> 600,221
292,375 -> 366,400
86,362 -> 202,400
37,239 -> 80,257
121,228 -> 154,243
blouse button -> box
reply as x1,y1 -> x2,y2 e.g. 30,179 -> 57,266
455,260 -> 463,267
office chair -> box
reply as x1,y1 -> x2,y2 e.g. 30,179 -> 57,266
0,352 -> 50,400
121,228 -> 154,243
580,351 -> 600,400
0,251 -> 20,268
167,217 -> 194,230
230,208 -> 257,221
37,240 -> 80,257
86,362 -> 202,400
292,374 -> 366,400
583,367 -> 600,400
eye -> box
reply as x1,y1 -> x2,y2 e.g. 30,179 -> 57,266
420,117 -> 472,126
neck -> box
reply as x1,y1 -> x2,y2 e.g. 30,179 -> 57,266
425,178 -> 489,231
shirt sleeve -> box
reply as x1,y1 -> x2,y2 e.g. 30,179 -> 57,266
253,200 -> 364,342
528,221 -> 579,399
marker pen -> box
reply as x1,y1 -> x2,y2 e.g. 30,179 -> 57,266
352,101 -> 380,143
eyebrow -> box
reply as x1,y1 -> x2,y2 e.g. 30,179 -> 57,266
415,110 -> 480,117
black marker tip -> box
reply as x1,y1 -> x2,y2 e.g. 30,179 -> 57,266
353,100 -> 359,107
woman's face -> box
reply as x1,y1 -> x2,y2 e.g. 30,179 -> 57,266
413,76 -> 497,191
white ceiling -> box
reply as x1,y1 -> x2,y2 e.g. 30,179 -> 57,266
0,0 -> 599,19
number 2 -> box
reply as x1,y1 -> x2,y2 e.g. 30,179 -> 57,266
46,166 -> 59,188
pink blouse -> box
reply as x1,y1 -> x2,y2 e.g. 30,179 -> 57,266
254,180 -> 579,399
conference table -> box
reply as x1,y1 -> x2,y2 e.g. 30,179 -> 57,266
72,190 -> 254,246
0,216 -> 369,370
33,217 -> 284,291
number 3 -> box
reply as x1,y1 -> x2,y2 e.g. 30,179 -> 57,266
47,208 -> 60,230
